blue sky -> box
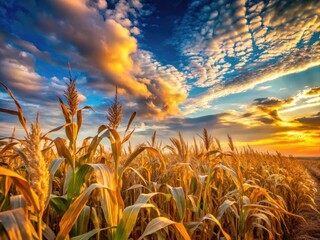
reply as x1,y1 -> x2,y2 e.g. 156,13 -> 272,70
0,0 -> 319,156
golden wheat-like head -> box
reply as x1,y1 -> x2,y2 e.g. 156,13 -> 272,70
64,77 -> 79,117
202,128 -> 213,151
107,86 -> 122,129
22,113 -> 49,214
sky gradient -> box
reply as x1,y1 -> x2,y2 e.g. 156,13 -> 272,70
0,0 -> 319,156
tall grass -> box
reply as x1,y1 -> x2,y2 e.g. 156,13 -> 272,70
0,80 -> 317,240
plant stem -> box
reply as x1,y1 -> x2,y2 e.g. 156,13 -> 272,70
38,214 -> 42,240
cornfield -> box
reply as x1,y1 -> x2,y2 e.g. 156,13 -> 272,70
0,79 -> 317,240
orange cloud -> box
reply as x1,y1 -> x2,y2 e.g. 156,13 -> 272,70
14,0 -> 188,119
306,87 -> 320,97
39,0 -> 150,98
129,50 -> 188,118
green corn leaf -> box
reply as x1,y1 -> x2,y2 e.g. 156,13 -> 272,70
168,185 -> 186,222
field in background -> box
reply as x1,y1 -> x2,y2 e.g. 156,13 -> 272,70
0,80 -> 319,240
290,159 -> 320,239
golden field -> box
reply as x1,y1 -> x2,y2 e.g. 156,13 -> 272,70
0,80 -> 318,240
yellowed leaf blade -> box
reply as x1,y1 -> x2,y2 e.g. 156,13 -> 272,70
175,222 -> 192,240
57,183 -> 112,240
202,214 -> 231,240
0,208 -> 35,240
85,164 -> 118,229
115,203 -> 160,240
0,82 -> 27,133
114,192 -> 165,240
138,217 -> 191,240
0,167 -> 40,213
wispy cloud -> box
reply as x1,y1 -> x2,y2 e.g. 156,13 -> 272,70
256,85 -> 272,91
184,43 -> 320,114
278,86 -> 320,115
171,0 -> 320,114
